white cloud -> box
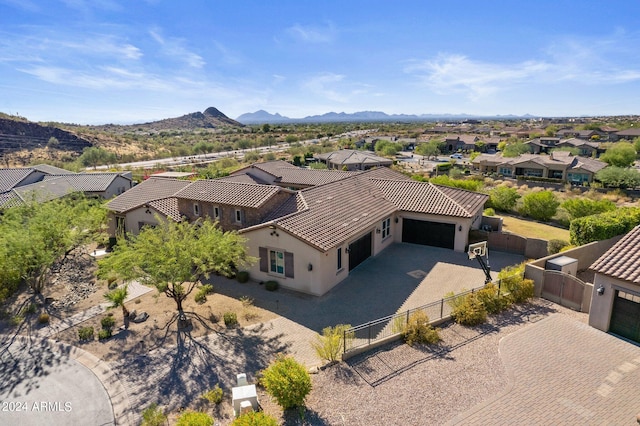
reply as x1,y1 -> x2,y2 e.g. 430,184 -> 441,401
302,72 -> 348,102
149,28 -> 205,68
286,22 -> 337,43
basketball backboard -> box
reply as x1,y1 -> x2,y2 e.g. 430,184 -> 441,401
468,241 -> 487,259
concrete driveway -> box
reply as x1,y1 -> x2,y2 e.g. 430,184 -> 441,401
212,243 -> 524,332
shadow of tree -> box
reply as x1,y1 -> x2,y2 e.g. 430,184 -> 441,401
281,407 -> 331,426
110,310 -> 294,423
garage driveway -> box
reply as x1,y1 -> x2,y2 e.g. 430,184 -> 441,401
212,243 -> 524,332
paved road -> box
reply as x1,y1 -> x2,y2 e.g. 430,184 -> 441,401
0,337 -> 116,426
448,314 -> 640,425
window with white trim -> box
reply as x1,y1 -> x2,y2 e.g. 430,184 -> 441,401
193,203 -> 200,216
235,209 -> 242,224
269,249 -> 285,275
381,217 -> 391,239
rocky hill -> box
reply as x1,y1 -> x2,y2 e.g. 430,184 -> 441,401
128,107 -> 244,131
0,118 -> 92,156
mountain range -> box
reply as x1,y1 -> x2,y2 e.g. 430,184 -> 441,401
236,110 -> 536,124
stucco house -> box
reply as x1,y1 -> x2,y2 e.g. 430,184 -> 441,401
105,162 -> 489,297
239,167 -> 487,296
472,151 -> 606,183
314,150 -> 393,171
589,226 -> 640,344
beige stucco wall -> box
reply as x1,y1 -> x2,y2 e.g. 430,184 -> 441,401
108,207 -> 168,237
102,175 -> 132,198
589,274 -> 640,332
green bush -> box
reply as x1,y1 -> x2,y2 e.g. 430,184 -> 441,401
475,283 -> 511,314
311,324 -> 353,362
140,403 -> 167,426
548,239 -> 570,255
236,271 -> 250,283
570,207 -> 640,245
520,191 -> 560,222
223,311 -> 238,327
483,207 -> 495,216
265,280 -> 279,291
231,411 -> 279,426
9,315 -> 24,327
98,328 -> 112,340
175,410 -> 214,426
561,198 -> 615,220
430,175 -> 483,192
487,186 -> 520,212
78,326 -> 94,341
260,355 -> 312,410
403,310 -> 440,346
101,316 -> 116,330
23,303 -> 37,315
194,284 -> 214,304
508,278 -> 535,303
201,384 -> 224,404
450,293 -> 487,326
38,313 -> 50,324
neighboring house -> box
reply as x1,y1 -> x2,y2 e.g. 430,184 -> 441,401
598,126 -> 619,141
106,177 -> 191,236
555,138 -> 601,157
0,165 -> 132,209
615,128 -> 640,141
525,137 -> 561,154
229,160 -> 358,189
314,150 -> 393,171
444,135 -> 478,152
472,151 -> 607,183
240,167 -> 487,296
589,225 -> 640,344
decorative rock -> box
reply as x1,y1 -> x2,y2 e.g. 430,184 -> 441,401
128,310 -> 137,320
133,312 -> 149,323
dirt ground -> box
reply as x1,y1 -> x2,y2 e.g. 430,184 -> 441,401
0,246 -> 278,363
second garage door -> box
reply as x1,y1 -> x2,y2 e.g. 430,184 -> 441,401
402,218 -> 455,249
609,290 -> 640,344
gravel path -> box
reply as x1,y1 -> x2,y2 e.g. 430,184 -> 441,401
288,299 -> 587,426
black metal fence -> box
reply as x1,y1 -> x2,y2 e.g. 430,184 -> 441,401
343,285 -> 486,355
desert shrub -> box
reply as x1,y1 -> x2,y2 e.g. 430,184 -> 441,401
450,293 -> 487,326
223,311 -> 238,327
240,296 -> 254,308
561,198 -> 615,220
520,191 -> 559,222
403,310 -> 440,346
430,175 -> 483,192
231,411 -> 279,426
487,186 -> 520,212
596,166 -> 640,188
175,410 -> 214,426
483,207 -> 495,216
311,324 -> 353,362
508,278 -> 535,303
194,284 -> 214,304
101,316 -> 116,330
475,283 -> 510,314
23,303 -> 37,315
38,313 -> 50,324
140,403 -> 167,426
236,271 -> 250,283
260,355 -> 312,410
9,315 -> 24,327
265,280 -> 279,291
201,384 -> 224,404
98,328 -> 112,340
548,239 -> 570,255
78,326 -> 94,341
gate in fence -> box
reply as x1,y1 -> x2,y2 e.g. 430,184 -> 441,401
541,270 -> 586,311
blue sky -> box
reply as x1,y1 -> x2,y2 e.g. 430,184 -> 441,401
1,0 -> 639,124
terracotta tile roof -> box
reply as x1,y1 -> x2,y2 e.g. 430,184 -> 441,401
572,157 -> 607,174
616,128 -> 640,137
12,179 -> 77,204
0,168 -> 36,192
251,168 -> 482,251
315,150 -> 393,166
173,179 -> 282,208
373,179 -> 488,217
260,193 -> 305,222
148,198 -> 182,221
0,191 -> 23,208
216,174 -> 265,184
590,226 -> 640,284
276,168 -> 360,186
107,177 -> 191,213
31,164 -> 76,175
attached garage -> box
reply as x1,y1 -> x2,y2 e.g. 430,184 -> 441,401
402,218 -> 455,249
348,232 -> 372,271
609,290 -> 640,344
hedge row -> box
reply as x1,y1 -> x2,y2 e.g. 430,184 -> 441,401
570,207 -> 640,245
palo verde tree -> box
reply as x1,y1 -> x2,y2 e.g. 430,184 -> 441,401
0,195 -> 106,299
97,218 -> 251,313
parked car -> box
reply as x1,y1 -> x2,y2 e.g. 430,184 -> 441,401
450,153 -> 463,159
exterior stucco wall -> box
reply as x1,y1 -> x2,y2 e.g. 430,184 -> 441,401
589,274 -> 640,332
102,175 -> 132,199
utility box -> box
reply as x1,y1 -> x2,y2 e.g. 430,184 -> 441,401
545,256 -> 578,276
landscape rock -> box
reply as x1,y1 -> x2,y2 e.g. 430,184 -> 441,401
133,312 -> 149,323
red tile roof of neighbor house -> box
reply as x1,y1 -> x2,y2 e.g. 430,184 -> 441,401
173,179 -> 284,208
42,173 -> 127,192
107,177 -> 191,213
590,226 -> 640,284
147,198 -> 182,221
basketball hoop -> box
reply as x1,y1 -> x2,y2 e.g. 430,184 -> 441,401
468,241 -> 487,260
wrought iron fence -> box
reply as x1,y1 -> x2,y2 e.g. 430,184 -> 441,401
343,285 -> 486,355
